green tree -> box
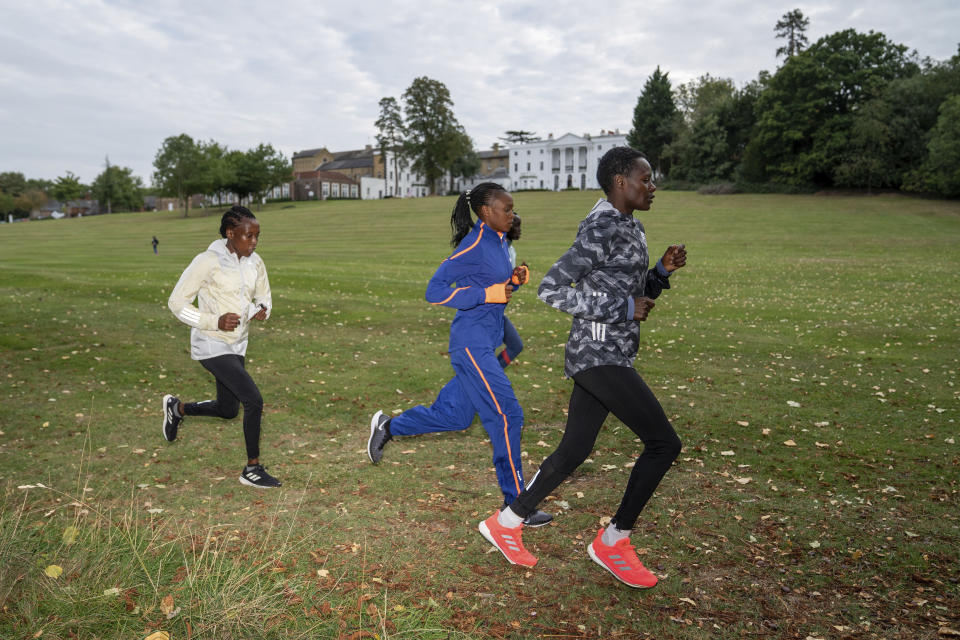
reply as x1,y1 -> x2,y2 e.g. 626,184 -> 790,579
227,144 -> 290,209
675,74 -> 736,124
51,171 -> 86,204
745,29 -> 918,186
401,76 -> 468,194
153,134 -> 203,217
375,96 -> 406,197
448,129 -> 480,193
905,95 -> 960,197
0,190 -> 16,219
775,9 -> 810,60
198,140 -> 235,207
626,66 -> 679,178
0,172 -> 27,197
838,50 -> 960,190
14,188 -> 47,217
91,164 -> 144,212
499,130 -> 540,144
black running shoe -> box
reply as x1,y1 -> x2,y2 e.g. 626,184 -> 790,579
523,509 -> 554,528
239,464 -> 282,488
367,410 -> 392,463
162,394 -> 182,442
501,502 -> 554,528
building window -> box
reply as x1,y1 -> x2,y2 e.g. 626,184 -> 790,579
539,179 -> 543,188
514,163 -> 518,172
527,163 -> 530,171
526,150 -> 530,155
540,161 -> 543,170
554,174 -> 559,190
598,145 -> 602,151
580,174 -> 586,190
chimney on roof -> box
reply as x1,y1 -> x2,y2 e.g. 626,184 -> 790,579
548,133 -> 553,139
365,144 -> 372,151
492,142 -> 499,152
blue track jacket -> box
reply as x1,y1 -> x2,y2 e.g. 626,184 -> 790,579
426,221 -> 517,351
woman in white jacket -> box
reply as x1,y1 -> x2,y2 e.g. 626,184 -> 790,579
163,205 -> 280,488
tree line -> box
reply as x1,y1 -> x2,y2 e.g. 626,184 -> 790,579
1,136 -> 291,220
628,10 -> 960,197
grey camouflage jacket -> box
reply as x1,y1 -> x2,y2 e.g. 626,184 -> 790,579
537,199 -> 671,378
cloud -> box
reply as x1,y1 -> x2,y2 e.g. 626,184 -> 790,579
0,0 -> 957,184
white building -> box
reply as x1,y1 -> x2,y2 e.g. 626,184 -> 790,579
360,176 -> 386,200
507,131 -> 628,191
379,150 -> 438,198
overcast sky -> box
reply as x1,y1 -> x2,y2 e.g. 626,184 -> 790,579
1,0 -> 957,185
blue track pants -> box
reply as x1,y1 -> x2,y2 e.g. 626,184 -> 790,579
390,346 -> 525,503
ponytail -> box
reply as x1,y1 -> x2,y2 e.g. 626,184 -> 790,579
449,181 -> 506,247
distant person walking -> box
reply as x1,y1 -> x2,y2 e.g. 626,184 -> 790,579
366,182 -> 551,527
480,147 -> 686,587
152,236 -> 159,254
162,205 -> 281,488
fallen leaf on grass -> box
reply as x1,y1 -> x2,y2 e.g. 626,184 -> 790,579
736,420 -> 749,426
678,597 -> 696,606
103,587 -> 120,596
761,428 -> 771,436
44,565 -> 63,578
720,450 -> 734,456
62,526 -> 79,545
735,477 -> 752,484
938,627 -> 960,637
160,595 -> 175,615
783,440 -> 797,447
317,569 -> 330,578
787,400 -> 801,407
809,540 -> 821,548
144,633 -> 170,640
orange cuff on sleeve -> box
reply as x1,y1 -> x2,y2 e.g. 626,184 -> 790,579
484,283 -> 508,304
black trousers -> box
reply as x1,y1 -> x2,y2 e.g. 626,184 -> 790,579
511,365 -> 681,530
183,354 -> 263,460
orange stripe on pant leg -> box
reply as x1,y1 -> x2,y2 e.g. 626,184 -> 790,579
465,347 -> 522,496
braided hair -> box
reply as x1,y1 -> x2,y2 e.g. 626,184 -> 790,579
450,182 -> 507,247
596,146 -> 647,195
219,204 -> 256,238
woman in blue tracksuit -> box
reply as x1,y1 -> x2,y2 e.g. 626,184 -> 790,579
366,182 -> 550,527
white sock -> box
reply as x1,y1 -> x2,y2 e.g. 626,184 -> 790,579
497,506 -> 524,528
601,522 -> 631,546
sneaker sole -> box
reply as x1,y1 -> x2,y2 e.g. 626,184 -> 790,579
587,542 -> 656,589
162,394 -> 176,442
478,521 -> 536,567
238,476 -> 280,489
367,410 -> 384,463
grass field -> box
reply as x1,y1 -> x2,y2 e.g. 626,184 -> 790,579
1,190 -> 958,639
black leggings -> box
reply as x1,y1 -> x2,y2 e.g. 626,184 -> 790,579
511,365 -> 681,530
183,354 -> 263,460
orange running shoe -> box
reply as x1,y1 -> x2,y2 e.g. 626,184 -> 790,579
587,529 -> 658,588
478,511 -> 538,567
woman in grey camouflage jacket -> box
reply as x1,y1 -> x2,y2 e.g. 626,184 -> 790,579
479,147 -> 686,588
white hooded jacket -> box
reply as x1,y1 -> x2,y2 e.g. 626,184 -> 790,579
167,238 -> 272,360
